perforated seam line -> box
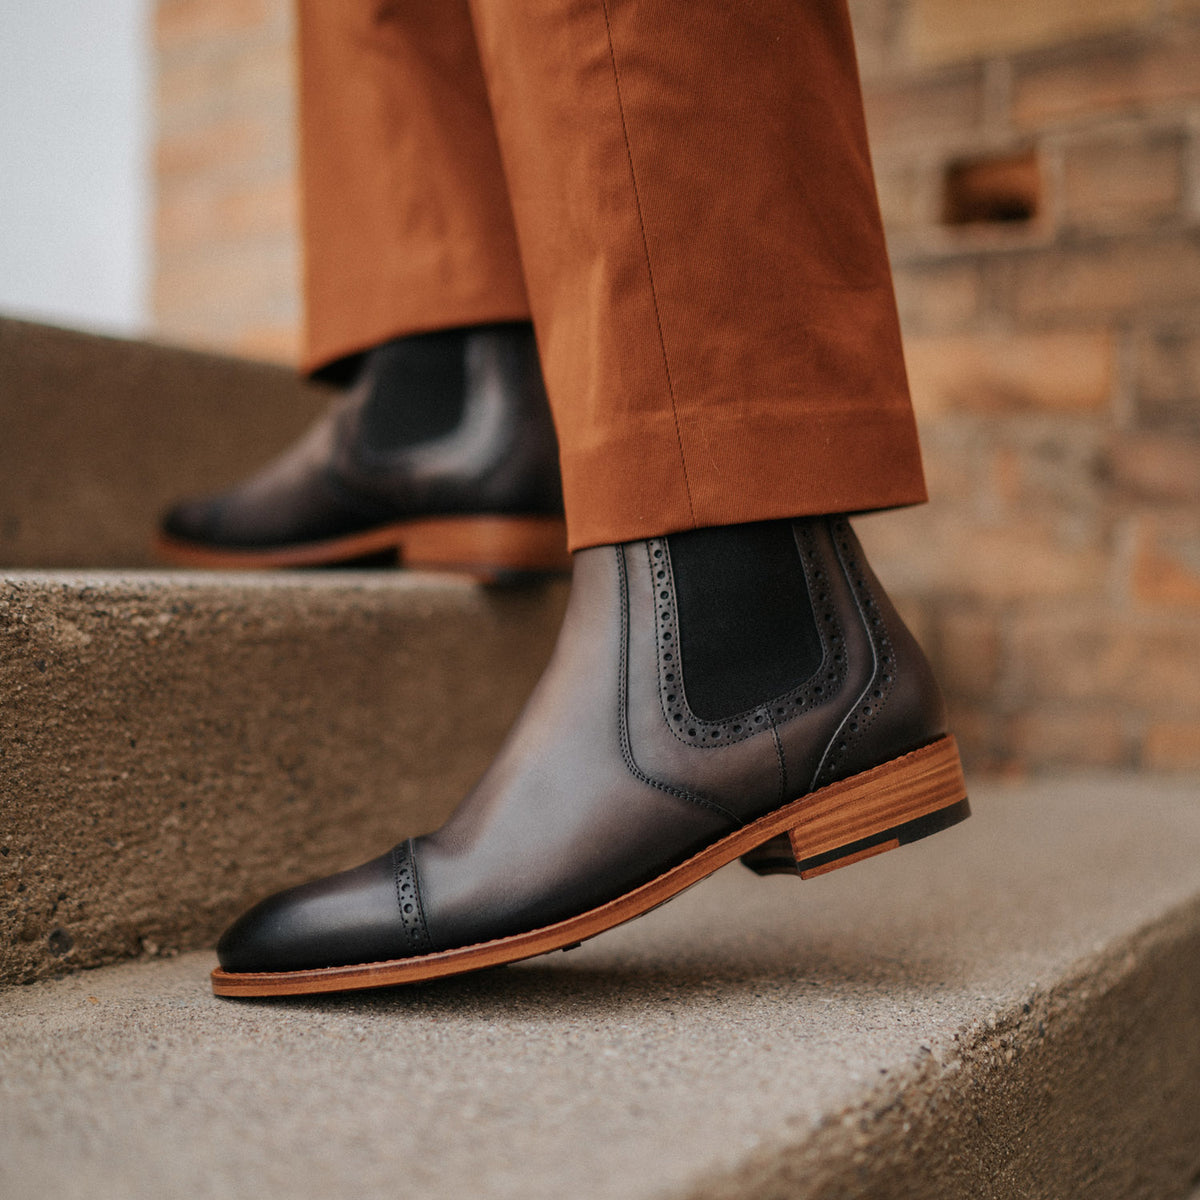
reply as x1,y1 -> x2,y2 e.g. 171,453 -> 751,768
648,539 -> 766,749
650,527 -> 847,749
391,840 -> 432,957
614,545 -> 740,824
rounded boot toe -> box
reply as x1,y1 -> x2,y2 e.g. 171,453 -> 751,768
160,494 -> 226,544
216,851 -> 415,974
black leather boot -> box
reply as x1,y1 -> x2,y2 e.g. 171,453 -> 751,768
212,515 -> 967,996
156,323 -> 568,580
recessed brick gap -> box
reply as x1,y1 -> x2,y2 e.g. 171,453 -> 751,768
942,149 -> 1040,226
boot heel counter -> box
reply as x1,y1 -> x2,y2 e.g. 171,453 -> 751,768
831,521 -> 948,780
870,577 -> 949,749
483,328 -> 565,516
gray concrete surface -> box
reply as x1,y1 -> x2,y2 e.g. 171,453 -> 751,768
0,317 -> 329,568
3,775 -> 1200,1200
1,570 -> 566,984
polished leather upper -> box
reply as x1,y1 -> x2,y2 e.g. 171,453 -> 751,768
162,326 -> 563,549
217,517 -> 947,973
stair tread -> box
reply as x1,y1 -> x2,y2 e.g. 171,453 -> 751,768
0,570 -> 568,985
2,567 -> 523,591
3,775 -> 1199,1200
0,317 -> 330,569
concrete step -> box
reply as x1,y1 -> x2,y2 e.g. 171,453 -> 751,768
0,569 -> 566,985
0,317 -> 329,568
2,775 -> 1199,1200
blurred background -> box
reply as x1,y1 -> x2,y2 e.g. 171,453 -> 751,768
0,1 -> 152,336
2,0 -> 1198,778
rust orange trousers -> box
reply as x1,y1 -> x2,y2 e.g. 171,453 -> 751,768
297,1 -> 926,550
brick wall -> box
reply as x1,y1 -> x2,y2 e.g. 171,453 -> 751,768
154,0 -> 299,362
151,1 -> 1200,773
846,0 -> 1200,772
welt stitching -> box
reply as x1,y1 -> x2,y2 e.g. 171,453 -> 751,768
599,0 -> 695,526
615,546 -> 740,824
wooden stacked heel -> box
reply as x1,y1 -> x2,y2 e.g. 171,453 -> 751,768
741,735 -> 969,878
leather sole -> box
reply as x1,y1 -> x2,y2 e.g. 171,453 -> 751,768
155,515 -> 570,583
211,735 -> 967,997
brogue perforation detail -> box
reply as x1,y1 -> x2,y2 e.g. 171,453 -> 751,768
815,519 -> 897,785
648,524 -> 847,749
391,840 -> 432,956
615,548 -> 741,823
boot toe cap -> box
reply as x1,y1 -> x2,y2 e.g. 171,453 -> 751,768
160,494 -> 226,544
217,851 -> 416,974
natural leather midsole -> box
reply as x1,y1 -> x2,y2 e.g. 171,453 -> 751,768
212,735 -> 966,997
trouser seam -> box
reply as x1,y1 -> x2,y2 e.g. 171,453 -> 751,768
599,0 -> 696,528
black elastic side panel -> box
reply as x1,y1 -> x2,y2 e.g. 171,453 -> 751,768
667,520 -> 823,722
358,328 -> 470,450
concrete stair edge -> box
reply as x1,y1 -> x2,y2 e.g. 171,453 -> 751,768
2,776 -> 1199,1200
0,568 -> 567,985
686,887 -> 1200,1200
0,315 -> 330,568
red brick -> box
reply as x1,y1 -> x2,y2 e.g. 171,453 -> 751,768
1009,707 -> 1129,769
872,159 -> 926,232
903,330 -> 1114,417
234,325 -> 301,366
1137,324 -> 1200,431
892,261 -> 984,333
153,239 -> 299,349
155,115 -> 274,180
154,236 -> 297,299
915,414 -> 1105,527
1108,433 -> 1200,503
937,607 -> 1004,701
1010,235 -> 1200,320
988,445 -> 1025,508
908,0 -> 1156,67
156,0 -> 281,51
862,70 -> 985,150
157,39 -> 296,118
157,177 -> 298,250
1013,31 -> 1200,127
218,178 -> 298,239
1132,517 -> 1200,606
1144,721 -> 1200,769
1061,129 -> 1183,228
1010,611 -> 1200,708
855,510 -> 1107,601
943,701 -> 1009,774
888,594 -> 937,655
846,0 -> 902,81
917,429 -> 986,500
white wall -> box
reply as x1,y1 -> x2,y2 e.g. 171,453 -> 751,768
0,0 -> 151,336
